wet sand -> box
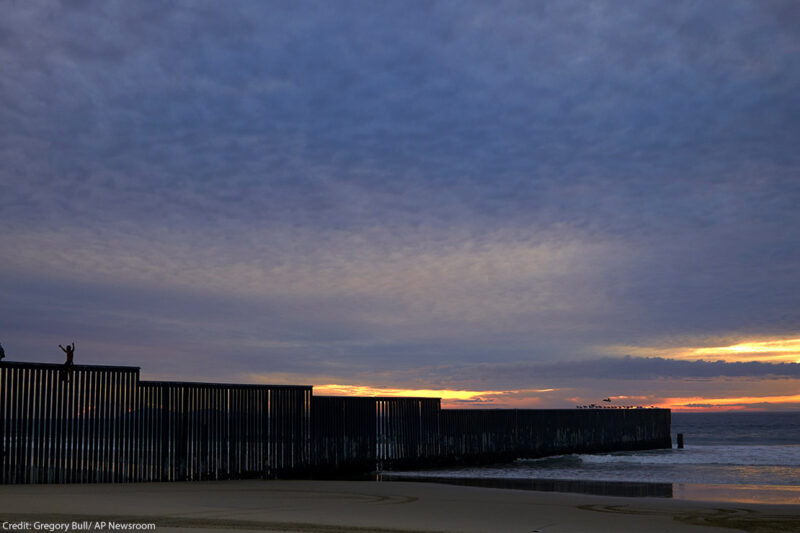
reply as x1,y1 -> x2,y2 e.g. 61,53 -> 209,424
0,479 -> 798,533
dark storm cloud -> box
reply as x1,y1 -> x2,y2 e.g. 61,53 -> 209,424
1,1 -> 799,388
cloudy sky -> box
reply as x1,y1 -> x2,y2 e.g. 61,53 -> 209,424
2,1 -> 799,410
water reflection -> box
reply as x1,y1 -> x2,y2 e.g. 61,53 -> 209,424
378,473 -> 673,498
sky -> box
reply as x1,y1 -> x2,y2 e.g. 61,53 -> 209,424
1,1 -> 799,411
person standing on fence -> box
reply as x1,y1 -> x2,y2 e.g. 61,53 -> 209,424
59,342 -> 74,382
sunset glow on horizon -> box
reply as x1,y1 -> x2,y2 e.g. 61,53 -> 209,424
658,394 -> 800,412
314,384 -> 559,408
689,339 -> 800,363
612,337 -> 800,364
313,383 -> 800,412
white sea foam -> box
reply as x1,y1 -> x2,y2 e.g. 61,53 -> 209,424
392,414 -> 800,487
392,445 -> 800,486
555,445 -> 800,467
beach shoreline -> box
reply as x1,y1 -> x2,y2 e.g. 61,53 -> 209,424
379,472 -> 800,504
1,479 -> 798,533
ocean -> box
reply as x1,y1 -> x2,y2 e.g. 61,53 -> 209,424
384,412 -> 800,503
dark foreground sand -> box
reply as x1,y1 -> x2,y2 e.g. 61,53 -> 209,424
1,480 -> 798,533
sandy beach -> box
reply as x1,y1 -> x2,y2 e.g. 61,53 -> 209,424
0,480 -> 798,533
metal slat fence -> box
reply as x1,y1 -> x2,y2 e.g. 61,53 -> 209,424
441,408 -> 672,464
0,362 -> 311,483
0,362 -> 138,483
311,396 -> 441,472
375,397 -> 440,469
311,396 -> 376,473
1,362 -> 671,484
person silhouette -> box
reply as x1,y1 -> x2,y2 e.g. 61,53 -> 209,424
59,342 -> 74,382
0,341 -> 5,361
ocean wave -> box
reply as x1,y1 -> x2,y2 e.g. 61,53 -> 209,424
518,445 -> 800,468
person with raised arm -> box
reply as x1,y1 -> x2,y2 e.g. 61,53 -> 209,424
59,342 -> 74,382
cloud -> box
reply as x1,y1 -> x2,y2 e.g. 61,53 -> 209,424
610,338 -> 800,364
1,1 -> 799,396
3,1 -> 799,234
0,223 -> 634,373
436,357 -> 800,390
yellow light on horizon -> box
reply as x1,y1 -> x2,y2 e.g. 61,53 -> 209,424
658,393 -> 800,411
690,338 -> 800,360
611,337 -> 800,364
313,384 -> 557,402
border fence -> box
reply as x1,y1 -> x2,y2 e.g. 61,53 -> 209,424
1,361 -> 671,484
440,408 -> 672,465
